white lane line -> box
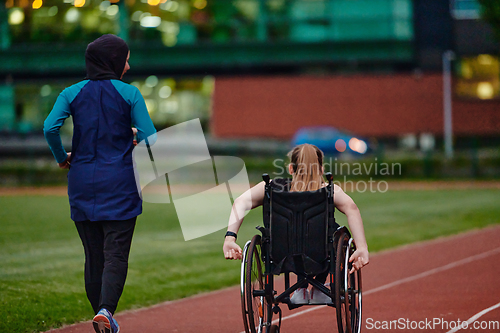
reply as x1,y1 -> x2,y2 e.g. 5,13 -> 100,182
363,246 -> 500,296
238,246 -> 500,332
446,301 -> 500,333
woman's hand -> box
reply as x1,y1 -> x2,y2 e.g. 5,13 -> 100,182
349,247 -> 369,274
58,152 -> 71,169
132,127 -> 138,146
223,238 -> 242,260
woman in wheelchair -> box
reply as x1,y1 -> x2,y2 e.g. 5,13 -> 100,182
223,143 -> 369,306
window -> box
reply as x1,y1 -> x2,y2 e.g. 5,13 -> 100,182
455,54 -> 500,100
451,0 -> 481,20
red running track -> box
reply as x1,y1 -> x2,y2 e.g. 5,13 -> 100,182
46,225 -> 500,333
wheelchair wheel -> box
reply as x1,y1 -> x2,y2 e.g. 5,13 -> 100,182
335,233 -> 362,333
241,235 -> 268,333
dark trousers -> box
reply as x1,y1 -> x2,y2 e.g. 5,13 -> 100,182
299,271 -> 329,288
75,218 -> 136,315
315,271 -> 329,285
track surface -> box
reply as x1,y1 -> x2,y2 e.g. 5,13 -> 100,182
46,225 -> 500,333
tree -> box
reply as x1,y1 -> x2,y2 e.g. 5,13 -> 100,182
477,0 -> 500,41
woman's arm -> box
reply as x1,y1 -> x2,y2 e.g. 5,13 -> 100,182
44,81 -> 89,166
43,93 -> 71,164
130,88 -> 157,145
333,184 -> 369,273
110,80 -> 157,145
223,181 -> 266,260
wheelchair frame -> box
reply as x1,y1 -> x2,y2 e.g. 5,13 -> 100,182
240,173 -> 362,333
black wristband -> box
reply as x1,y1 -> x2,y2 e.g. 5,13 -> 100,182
225,231 -> 237,240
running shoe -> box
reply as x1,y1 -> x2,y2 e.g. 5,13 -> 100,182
309,287 -> 333,304
290,287 -> 309,304
93,308 -> 120,333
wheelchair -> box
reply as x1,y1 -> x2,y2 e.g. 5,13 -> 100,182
240,173 -> 362,333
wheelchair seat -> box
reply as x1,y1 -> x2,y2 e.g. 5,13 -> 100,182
264,179 -> 339,276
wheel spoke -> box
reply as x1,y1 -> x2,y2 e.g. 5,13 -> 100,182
243,235 -> 267,333
336,232 -> 363,333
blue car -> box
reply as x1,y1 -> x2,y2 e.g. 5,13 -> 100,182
291,126 -> 369,155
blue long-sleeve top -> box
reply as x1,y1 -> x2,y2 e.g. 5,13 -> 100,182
43,79 -> 157,221
44,79 -> 156,163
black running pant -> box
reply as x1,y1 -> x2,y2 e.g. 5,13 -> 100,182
75,218 -> 136,315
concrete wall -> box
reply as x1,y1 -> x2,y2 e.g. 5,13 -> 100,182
212,74 -> 500,139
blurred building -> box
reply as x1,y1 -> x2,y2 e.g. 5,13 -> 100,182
0,0 -> 499,145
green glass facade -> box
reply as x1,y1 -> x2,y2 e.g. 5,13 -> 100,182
1,0 -> 414,74
0,0 -> 415,135
4,0 -> 413,45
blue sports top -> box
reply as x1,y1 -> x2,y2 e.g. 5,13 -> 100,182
44,79 -> 157,222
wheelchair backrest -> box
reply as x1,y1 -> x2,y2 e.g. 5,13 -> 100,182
262,178 -> 337,275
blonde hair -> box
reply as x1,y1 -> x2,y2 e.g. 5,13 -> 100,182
287,144 -> 324,192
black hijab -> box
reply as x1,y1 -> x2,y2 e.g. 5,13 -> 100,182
85,34 -> 129,80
